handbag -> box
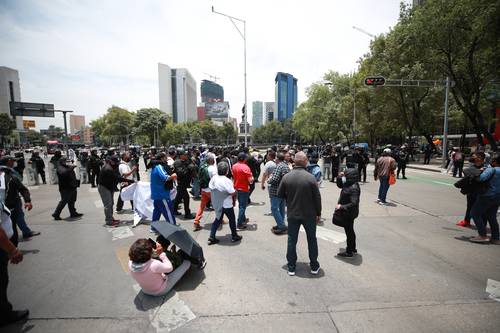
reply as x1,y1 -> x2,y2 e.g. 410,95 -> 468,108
389,171 -> 396,185
332,208 -> 348,227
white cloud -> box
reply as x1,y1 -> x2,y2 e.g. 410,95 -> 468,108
0,0 -> 407,128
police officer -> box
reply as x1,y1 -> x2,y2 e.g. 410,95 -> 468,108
88,149 -> 102,188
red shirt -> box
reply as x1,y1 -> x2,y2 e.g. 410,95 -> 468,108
232,162 -> 253,192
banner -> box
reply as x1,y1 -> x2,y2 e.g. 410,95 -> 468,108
205,102 -> 229,119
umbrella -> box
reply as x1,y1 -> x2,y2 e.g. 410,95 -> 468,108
151,221 -> 205,265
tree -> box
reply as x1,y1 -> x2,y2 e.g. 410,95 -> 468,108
90,105 -> 135,146
0,114 -> 16,148
26,129 -> 46,145
411,0 -> 500,149
134,108 -> 169,145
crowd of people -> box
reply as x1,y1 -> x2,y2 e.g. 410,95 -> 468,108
1,141 -> 499,326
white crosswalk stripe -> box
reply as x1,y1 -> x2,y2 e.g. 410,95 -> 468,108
301,226 -> 346,244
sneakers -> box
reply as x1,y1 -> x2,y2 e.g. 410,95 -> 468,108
207,237 -> 220,245
287,270 -> 296,276
337,251 -> 355,258
271,227 -> 287,235
377,201 -> 388,206
193,224 -> 202,231
469,236 -> 490,243
231,235 -> 242,243
456,219 -> 471,227
310,267 -> 320,275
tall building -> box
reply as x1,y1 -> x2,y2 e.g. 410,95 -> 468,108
158,63 -> 197,123
0,66 -> 23,130
274,72 -> 298,121
264,102 -> 275,124
201,80 -> 224,103
69,114 -> 85,134
252,101 -> 263,129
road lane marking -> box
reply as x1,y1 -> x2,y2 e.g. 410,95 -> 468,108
151,292 -> 196,332
115,247 -> 130,273
109,226 -> 135,241
301,226 -> 346,244
432,181 -> 454,186
486,279 -> 500,302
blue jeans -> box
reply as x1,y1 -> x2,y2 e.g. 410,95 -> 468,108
11,200 -> 32,238
378,176 -> 390,203
471,195 -> 500,239
270,195 -> 286,230
210,207 -> 238,239
191,179 -> 201,198
287,217 -> 319,271
237,191 -> 249,226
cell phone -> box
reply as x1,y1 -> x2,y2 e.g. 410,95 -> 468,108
147,238 -> 157,249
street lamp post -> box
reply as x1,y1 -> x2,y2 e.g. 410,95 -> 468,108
212,6 -> 248,146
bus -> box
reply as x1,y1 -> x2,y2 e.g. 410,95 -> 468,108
46,140 -> 63,154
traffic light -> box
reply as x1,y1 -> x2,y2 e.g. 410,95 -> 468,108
364,76 -> 386,86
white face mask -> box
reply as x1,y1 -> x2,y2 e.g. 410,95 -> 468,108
341,176 -> 347,184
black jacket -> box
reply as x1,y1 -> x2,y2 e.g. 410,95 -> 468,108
57,161 -> 79,191
173,159 -> 195,187
98,163 -> 131,192
336,169 -> 360,220
0,166 -> 31,208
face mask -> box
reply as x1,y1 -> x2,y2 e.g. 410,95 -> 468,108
342,176 -> 347,184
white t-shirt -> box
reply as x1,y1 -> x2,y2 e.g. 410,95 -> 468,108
202,164 -> 218,192
119,162 -> 133,180
209,175 -> 235,208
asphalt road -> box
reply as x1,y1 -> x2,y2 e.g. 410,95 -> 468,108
4,164 -> 500,333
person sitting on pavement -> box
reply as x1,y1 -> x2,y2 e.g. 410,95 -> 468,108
335,169 -> 361,258
207,162 -> 242,245
0,156 -> 39,243
129,238 -> 176,296
469,153 -> 500,244
52,157 -> 83,221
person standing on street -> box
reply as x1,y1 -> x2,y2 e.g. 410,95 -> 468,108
49,150 -> 62,185
0,156 -> 39,243
335,169 -> 361,258
116,152 -> 136,213
321,146 -> 333,181
207,162 -> 242,245
374,148 -> 396,205
193,154 -> 217,231
423,144 -> 432,165
150,153 -> 177,233
97,156 -> 133,227
29,151 -> 46,185
0,181 -> 28,327
267,152 -> 290,234
88,149 -> 102,188
452,148 -> 464,178
52,157 -> 83,220
232,152 -> 254,230
469,154 -> 500,244
173,149 -> 195,219
396,146 -> 409,179
261,150 -> 277,216
277,151 -> 322,276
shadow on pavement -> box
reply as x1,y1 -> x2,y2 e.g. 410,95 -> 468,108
281,263 -> 325,279
334,250 -> 363,266
19,249 -> 40,255
175,266 -> 206,292
3,320 -> 33,333
453,236 -> 491,244
134,290 -> 176,312
216,234 -> 244,247
248,202 -> 266,206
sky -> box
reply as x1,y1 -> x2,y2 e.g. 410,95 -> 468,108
0,0 -> 409,130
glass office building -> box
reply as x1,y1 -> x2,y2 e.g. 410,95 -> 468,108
274,72 -> 297,121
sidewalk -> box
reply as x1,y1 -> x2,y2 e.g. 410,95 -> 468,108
406,162 -> 443,173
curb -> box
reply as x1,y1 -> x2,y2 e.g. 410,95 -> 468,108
406,164 -> 442,173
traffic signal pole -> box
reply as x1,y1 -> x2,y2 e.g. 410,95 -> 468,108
365,76 -> 453,168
